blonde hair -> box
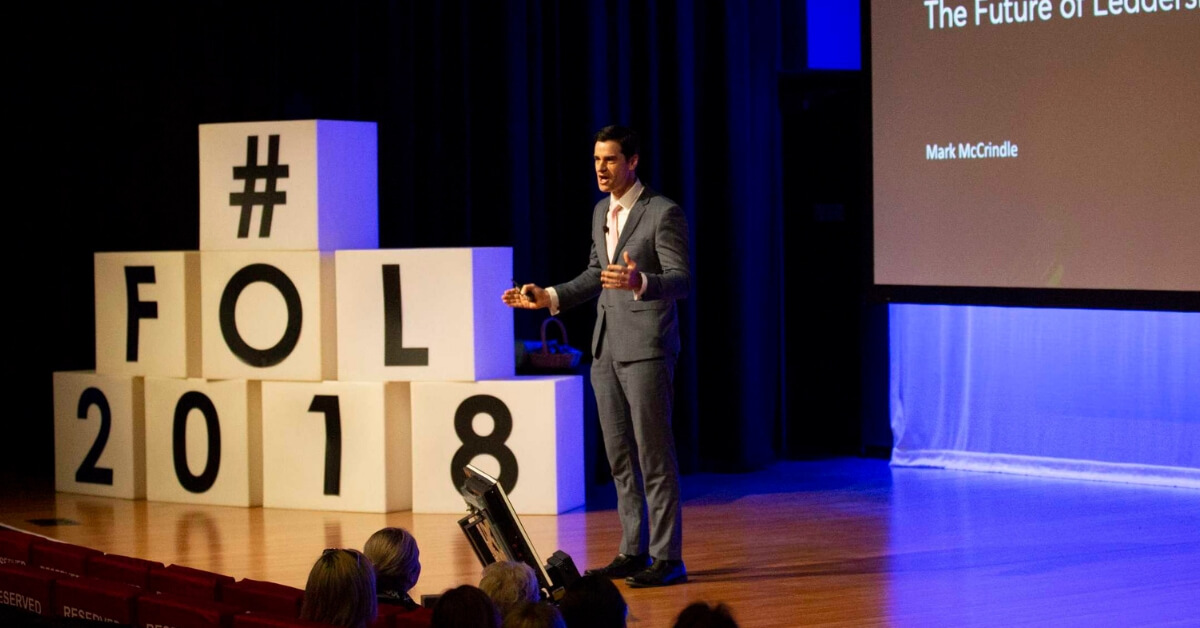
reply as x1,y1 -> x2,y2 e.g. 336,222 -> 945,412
363,527 -> 422,594
479,561 -> 539,619
299,548 -> 378,628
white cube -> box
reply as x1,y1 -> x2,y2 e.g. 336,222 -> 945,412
411,377 -> 584,515
201,251 -> 336,382
95,251 -> 200,378
145,377 -> 263,507
199,119 -> 378,252
52,372 -> 145,499
335,248 -> 514,382
261,381 -> 412,513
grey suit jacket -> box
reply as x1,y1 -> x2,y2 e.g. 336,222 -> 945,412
553,186 -> 691,362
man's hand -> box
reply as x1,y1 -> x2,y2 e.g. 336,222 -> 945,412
502,283 -> 550,309
601,251 -> 643,292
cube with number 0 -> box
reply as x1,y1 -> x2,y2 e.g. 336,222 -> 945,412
145,377 -> 263,507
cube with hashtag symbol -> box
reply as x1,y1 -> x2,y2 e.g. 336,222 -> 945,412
199,120 -> 377,252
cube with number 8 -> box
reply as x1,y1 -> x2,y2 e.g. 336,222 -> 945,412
411,376 -> 583,515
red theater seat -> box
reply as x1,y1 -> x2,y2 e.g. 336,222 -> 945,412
0,529 -> 38,567
138,592 -> 246,628
394,609 -> 434,628
86,553 -> 164,588
151,563 -> 237,602
0,563 -> 57,617
31,540 -> 103,578
221,579 -> 304,618
54,575 -> 143,625
375,604 -> 433,628
370,606 -> 396,628
233,611 -> 334,627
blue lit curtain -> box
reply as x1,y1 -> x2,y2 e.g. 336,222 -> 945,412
890,305 -> 1200,487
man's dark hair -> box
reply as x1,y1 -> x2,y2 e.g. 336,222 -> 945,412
672,602 -> 738,628
556,574 -> 627,628
432,585 -> 501,628
594,125 -> 640,161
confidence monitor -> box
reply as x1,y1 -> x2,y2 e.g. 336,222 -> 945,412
456,464 -> 580,601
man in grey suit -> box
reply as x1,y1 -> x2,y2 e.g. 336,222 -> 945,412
502,125 -> 690,588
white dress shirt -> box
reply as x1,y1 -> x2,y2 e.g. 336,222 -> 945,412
548,180 -> 648,314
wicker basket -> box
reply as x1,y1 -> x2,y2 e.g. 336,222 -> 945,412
528,317 -> 582,370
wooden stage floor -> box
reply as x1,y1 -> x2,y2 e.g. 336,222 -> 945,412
4,458 -> 1199,627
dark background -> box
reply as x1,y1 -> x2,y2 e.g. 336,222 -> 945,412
9,1 -> 886,490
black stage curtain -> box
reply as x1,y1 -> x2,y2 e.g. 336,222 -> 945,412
14,0 -> 784,477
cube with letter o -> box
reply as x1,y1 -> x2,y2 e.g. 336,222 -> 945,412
201,251 -> 335,382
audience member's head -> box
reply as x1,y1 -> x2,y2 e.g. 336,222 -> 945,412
431,584 -> 501,628
363,526 -> 422,596
479,560 -> 540,620
672,602 -> 738,628
556,574 -> 628,628
501,602 -> 567,628
299,548 -> 378,628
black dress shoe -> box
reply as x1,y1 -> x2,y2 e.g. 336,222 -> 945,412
584,553 -> 650,579
625,559 -> 687,588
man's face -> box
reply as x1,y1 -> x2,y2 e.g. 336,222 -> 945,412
594,140 -> 638,198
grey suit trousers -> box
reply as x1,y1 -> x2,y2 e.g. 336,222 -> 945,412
591,332 -> 683,561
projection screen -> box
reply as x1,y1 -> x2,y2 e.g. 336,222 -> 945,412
871,0 -> 1199,293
